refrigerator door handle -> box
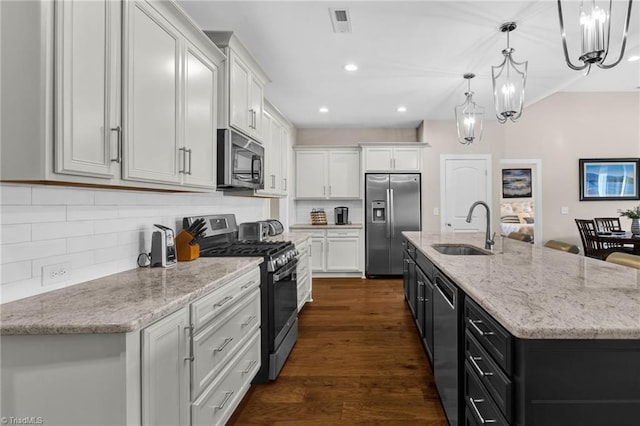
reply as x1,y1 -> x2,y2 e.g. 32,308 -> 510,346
386,188 -> 391,238
390,188 -> 395,237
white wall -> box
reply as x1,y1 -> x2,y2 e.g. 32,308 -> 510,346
0,184 -> 269,303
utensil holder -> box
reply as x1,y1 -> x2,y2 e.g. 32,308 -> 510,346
176,230 -> 200,261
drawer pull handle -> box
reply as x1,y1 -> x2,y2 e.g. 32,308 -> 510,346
213,391 -> 234,410
183,325 -> 194,362
469,355 -> 494,377
468,319 -> 495,336
241,359 -> 258,374
468,397 -> 497,424
241,280 -> 257,290
214,296 -> 233,308
213,337 -> 233,352
419,297 -> 428,302
241,315 -> 257,327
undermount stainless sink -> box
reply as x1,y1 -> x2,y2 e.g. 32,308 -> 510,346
431,244 -> 493,256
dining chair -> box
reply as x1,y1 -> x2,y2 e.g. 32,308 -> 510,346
575,219 -> 609,259
605,252 -> 640,269
594,217 -> 622,232
507,232 -> 533,243
544,240 -> 580,254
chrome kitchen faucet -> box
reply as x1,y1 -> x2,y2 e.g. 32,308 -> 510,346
466,201 -> 495,250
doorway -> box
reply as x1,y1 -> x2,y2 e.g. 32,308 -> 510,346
499,159 -> 543,244
440,155 -> 492,233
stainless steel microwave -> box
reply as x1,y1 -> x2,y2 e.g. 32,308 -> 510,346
217,129 -> 264,190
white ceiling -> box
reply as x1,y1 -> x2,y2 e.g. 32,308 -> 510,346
179,1 -> 640,128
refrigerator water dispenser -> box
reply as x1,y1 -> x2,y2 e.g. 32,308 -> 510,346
372,201 -> 386,223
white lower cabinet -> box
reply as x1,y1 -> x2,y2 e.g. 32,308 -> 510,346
141,307 -> 191,426
295,237 -> 313,311
295,229 -> 362,274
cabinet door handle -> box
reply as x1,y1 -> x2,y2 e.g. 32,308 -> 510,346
183,324 -> 194,362
248,109 -> 254,128
179,147 -> 186,174
213,337 -> 233,352
468,354 -> 494,377
241,280 -> 257,290
110,126 -> 121,163
254,110 -> 257,129
468,397 -> 497,424
214,295 -> 233,308
212,391 -> 234,410
241,359 -> 258,374
241,315 -> 256,327
283,178 -> 287,191
186,148 -> 192,175
271,174 -> 276,189
468,318 -> 495,336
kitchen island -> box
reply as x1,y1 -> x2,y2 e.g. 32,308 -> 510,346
402,231 -> 640,426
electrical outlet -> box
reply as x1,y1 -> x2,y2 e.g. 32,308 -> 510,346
42,262 -> 71,286
433,207 -> 439,216
561,206 -> 569,215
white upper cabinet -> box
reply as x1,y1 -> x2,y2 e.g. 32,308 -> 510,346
294,147 -> 360,199
362,144 -> 425,172
257,102 -> 292,198
205,31 -> 269,143
1,0 -> 223,191
54,0 -> 121,179
124,1 -> 182,184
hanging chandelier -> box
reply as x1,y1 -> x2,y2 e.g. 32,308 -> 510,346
454,73 -> 484,145
557,0 -> 634,72
491,22 -> 528,124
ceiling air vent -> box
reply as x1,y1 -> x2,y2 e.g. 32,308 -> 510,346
329,8 -> 352,33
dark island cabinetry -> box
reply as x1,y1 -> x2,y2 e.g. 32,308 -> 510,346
402,237 -> 640,426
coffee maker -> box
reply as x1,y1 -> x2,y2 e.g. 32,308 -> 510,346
334,206 -> 349,225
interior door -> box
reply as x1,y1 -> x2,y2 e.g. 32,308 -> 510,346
442,157 -> 490,232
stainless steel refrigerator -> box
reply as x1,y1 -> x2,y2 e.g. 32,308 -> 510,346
365,173 -> 421,276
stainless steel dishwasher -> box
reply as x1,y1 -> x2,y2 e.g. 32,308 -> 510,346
433,270 -> 461,425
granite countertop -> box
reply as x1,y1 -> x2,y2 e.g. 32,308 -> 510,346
0,257 -> 262,336
290,223 -> 363,229
403,231 -> 640,340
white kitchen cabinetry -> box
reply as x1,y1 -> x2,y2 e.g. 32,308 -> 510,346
205,31 -> 269,143
1,0 -> 223,191
295,236 -> 313,311
54,0 -> 121,179
257,101 -> 292,198
293,228 -> 362,275
141,307 -> 190,426
362,144 -> 425,172
123,1 -> 221,188
294,147 -> 361,199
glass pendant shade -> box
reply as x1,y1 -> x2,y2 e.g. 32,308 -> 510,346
491,23 -> 528,124
455,73 -> 484,145
557,0 -> 633,72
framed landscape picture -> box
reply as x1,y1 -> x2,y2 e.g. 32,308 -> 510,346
502,168 -> 532,198
579,158 -> 640,201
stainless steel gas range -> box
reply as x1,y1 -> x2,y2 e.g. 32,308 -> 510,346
183,214 -> 298,383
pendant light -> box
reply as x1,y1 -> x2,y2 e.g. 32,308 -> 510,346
557,0 -> 634,73
455,73 -> 484,145
491,22 -> 528,124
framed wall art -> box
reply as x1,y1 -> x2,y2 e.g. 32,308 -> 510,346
502,168 -> 532,198
579,158 -> 640,201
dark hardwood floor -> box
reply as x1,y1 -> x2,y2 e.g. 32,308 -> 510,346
228,277 -> 447,425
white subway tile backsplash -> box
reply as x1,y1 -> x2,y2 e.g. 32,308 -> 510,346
0,183 -> 269,302
0,224 -> 31,244
32,221 -> 94,241
67,233 -> 118,253
1,205 -> 67,225
67,205 -> 119,221
32,186 -> 94,205
1,239 -> 67,263
0,185 -> 32,205
1,261 -> 32,284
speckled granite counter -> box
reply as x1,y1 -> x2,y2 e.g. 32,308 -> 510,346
290,223 -> 362,230
0,257 -> 262,335
403,231 -> 640,340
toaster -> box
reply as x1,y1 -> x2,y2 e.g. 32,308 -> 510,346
238,222 -> 270,241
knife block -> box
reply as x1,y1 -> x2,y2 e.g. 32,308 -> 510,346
176,230 -> 200,261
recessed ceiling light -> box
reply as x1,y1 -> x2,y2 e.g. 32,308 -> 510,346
628,55 -> 640,62
397,106 -> 407,112
344,64 -> 358,71
319,107 -> 329,113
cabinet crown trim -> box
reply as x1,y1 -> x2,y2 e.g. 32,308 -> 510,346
204,30 -> 270,84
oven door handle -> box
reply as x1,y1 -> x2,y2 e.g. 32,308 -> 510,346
273,259 -> 298,282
